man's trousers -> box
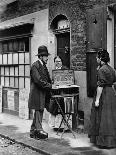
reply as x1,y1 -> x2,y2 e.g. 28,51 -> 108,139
31,110 -> 44,131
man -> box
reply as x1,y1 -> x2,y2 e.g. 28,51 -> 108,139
28,45 -> 52,139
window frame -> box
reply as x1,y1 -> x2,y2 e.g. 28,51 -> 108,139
0,37 -> 31,89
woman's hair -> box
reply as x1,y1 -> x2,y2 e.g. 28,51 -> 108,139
97,49 -> 110,63
54,55 -> 62,62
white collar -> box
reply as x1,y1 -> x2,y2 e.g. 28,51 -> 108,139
56,66 -> 62,70
38,58 -> 43,65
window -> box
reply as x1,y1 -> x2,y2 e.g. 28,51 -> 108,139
0,37 -> 29,53
0,37 -> 30,89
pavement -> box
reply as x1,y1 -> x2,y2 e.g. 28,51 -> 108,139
0,113 -> 116,155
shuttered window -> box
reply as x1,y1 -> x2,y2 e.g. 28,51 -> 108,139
0,37 -> 30,89
0,23 -> 33,89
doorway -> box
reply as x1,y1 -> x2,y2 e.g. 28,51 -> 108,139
56,32 -> 70,68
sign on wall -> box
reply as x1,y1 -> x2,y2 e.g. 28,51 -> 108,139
7,90 -> 14,110
19,88 -> 29,119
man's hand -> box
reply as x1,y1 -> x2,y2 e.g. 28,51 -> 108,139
95,99 -> 99,107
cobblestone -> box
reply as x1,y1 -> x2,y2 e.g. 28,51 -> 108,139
0,136 -> 42,155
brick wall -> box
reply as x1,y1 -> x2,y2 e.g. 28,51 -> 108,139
0,0 -> 116,71
49,0 -> 87,71
0,0 -> 48,22
49,0 -> 116,71
48,0 -> 116,131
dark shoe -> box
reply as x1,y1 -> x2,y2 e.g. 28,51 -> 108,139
30,129 -> 38,138
36,130 -> 48,139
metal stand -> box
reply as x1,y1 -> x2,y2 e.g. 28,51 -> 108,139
53,97 -> 76,139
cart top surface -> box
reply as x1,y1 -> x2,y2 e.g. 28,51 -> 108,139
52,69 -> 76,85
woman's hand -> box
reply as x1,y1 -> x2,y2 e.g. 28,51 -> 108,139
95,86 -> 103,107
95,99 -> 99,107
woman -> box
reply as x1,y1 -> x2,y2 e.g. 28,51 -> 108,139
88,49 -> 116,148
48,56 -> 67,129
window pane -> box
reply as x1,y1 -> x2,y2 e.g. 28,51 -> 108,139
25,65 -> 30,76
10,67 -> 14,76
0,55 -> 2,64
25,78 -> 30,90
3,43 -> 8,53
19,41 -> 25,51
8,42 -> 13,52
0,43 -> 2,54
25,38 -> 29,51
15,67 -> 18,76
13,53 -> 18,64
19,65 -> 24,76
5,77 -> 9,87
19,78 -> 24,88
8,54 -> 12,64
3,54 -> 7,64
13,40 -> 18,52
10,77 -> 14,87
1,77 -> 4,86
25,53 -> 29,64
19,53 -> 24,64
1,67 -> 4,75
5,67 -> 9,76
15,78 -> 18,88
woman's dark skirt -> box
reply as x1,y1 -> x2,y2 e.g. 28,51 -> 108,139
88,87 -> 116,148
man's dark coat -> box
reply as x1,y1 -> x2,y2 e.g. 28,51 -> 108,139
28,60 -> 51,111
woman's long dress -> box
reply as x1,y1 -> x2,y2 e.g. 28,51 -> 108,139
89,64 -> 116,148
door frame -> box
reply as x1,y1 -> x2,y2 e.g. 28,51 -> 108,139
107,6 -> 115,68
55,31 -> 70,68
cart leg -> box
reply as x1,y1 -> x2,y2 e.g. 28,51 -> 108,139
55,98 -> 76,139
61,117 -> 76,139
56,117 -> 64,135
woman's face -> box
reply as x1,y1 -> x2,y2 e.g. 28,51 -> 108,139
96,56 -> 101,65
55,57 -> 62,69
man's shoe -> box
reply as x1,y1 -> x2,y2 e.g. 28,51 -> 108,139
36,130 -> 48,139
30,129 -> 37,138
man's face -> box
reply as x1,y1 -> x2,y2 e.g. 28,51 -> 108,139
41,55 -> 48,64
55,57 -> 62,69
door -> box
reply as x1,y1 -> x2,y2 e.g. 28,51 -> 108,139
56,33 -> 70,68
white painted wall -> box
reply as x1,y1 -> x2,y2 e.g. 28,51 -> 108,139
107,9 -> 114,68
48,30 -> 57,76
31,9 -> 49,64
0,9 -> 50,119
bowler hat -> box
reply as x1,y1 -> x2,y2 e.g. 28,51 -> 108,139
36,45 -> 50,56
